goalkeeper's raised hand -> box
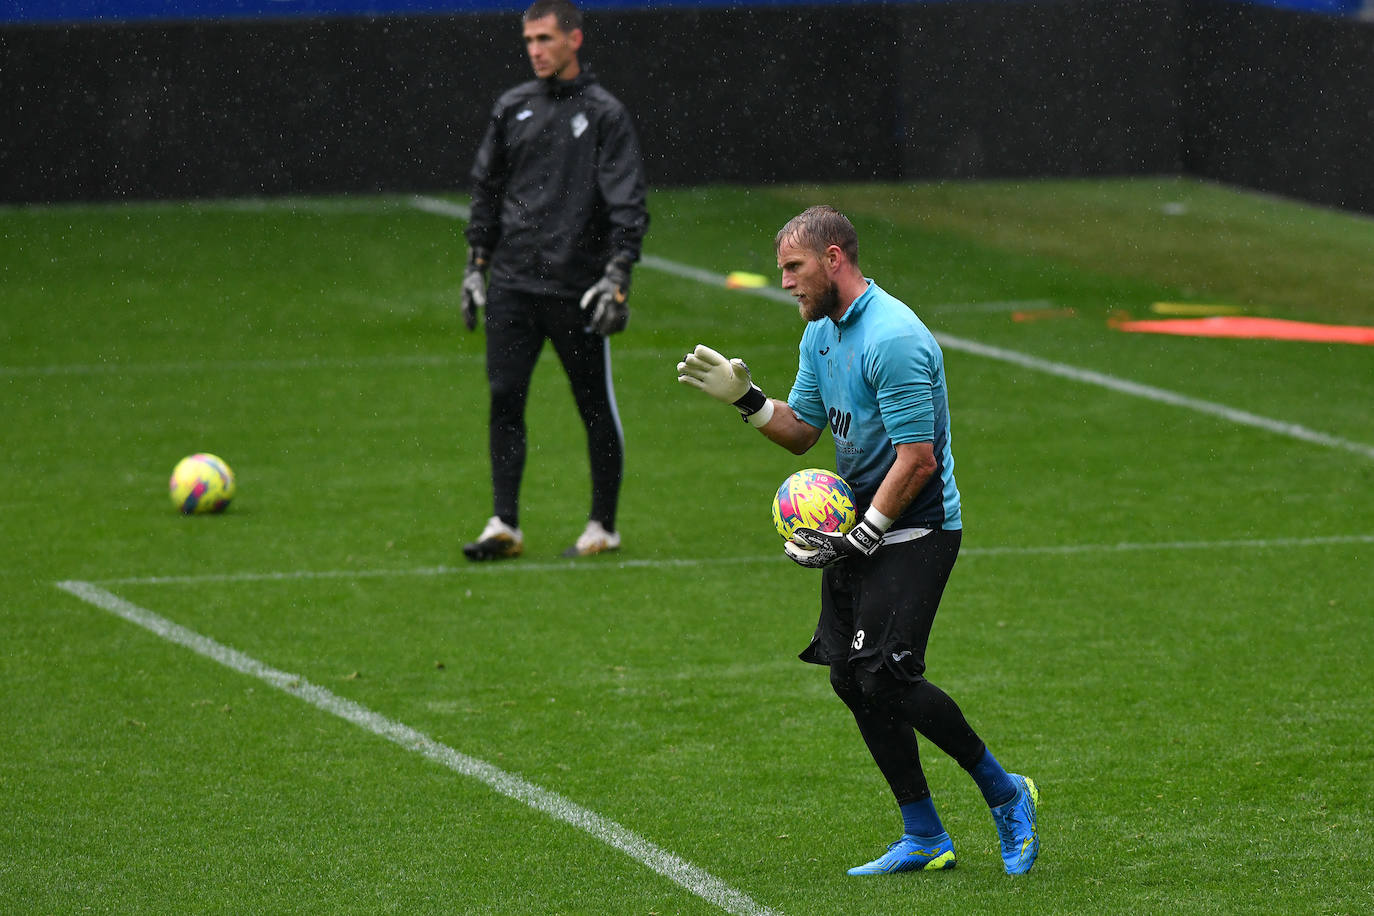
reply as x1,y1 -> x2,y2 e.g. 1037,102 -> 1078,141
783,510 -> 890,568
676,344 -> 774,427
461,247 -> 490,332
581,255 -> 633,335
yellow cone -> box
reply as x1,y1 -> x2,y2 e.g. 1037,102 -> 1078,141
726,271 -> 769,289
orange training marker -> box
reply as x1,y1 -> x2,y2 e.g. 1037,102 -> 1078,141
1115,316 -> 1374,345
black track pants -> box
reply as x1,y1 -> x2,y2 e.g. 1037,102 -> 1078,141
483,286 -> 624,530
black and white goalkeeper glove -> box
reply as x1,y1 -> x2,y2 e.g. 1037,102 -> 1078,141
784,507 -> 892,568
580,254 -> 633,335
676,344 -> 775,427
461,246 -> 490,332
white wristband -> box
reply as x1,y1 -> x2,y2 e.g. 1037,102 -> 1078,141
863,505 -> 895,533
745,398 -> 775,428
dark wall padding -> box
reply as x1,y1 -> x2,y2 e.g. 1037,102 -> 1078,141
1,7 -> 915,200
1,0 -> 1371,214
1183,1 -> 1374,212
597,6 -> 907,186
899,0 -> 1182,178
1,15 -> 519,200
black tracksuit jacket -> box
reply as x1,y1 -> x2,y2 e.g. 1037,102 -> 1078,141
465,71 -> 649,299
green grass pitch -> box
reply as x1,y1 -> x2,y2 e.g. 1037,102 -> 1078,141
2,179 -> 1372,914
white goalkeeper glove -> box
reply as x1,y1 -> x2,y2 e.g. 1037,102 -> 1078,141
784,508 -> 891,568
676,344 -> 775,427
461,247 -> 489,332
580,255 -> 633,335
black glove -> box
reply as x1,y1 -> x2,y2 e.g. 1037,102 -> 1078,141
580,255 -> 633,335
784,518 -> 885,568
462,247 -> 490,332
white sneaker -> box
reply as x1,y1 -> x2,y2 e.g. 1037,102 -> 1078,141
462,516 -> 524,561
561,520 -> 621,558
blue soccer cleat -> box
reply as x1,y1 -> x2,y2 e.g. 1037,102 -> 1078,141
846,832 -> 957,875
990,774 -> 1040,875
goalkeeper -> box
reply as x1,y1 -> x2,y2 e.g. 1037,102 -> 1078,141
677,205 -> 1040,877
460,0 -> 649,561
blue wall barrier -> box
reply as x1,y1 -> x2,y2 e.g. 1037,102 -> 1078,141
4,0 -> 958,26
4,0 -> 1362,26
1238,0 -> 1362,11
7,1 -> 507,25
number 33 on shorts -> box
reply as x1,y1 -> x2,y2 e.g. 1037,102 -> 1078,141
851,629 -> 865,650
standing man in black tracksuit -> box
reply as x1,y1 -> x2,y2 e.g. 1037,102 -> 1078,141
460,0 -> 649,562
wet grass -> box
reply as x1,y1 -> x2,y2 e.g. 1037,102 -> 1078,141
2,179 -> 1371,914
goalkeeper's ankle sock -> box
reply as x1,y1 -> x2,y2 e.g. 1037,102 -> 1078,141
899,797 -> 944,838
968,747 -> 1017,808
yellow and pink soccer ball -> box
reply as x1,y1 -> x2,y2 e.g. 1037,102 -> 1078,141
169,453 -> 236,514
772,468 -> 857,543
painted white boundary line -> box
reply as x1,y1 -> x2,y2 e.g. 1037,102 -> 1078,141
53,579 -> 781,916
89,534 -> 1374,587
408,196 -> 1374,462
408,195 -> 472,220
932,334 -> 1374,461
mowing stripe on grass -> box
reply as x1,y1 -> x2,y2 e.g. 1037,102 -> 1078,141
933,335 -> 1374,461
408,196 -> 1374,462
0,353 -> 474,378
0,345 -> 754,378
54,579 -> 782,916
90,533 -> 1374,587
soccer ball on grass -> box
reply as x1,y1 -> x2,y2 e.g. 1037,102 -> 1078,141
772,468 -> 857,543
169,453 -> 236,514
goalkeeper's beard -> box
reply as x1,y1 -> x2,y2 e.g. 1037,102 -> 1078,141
801,281 -> 841,322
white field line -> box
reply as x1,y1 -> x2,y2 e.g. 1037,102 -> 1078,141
409,195 -> 1374,462
408,195 -> 472,220
932,334 -> 1374,461
7,195 -> 1365,461
89,534 -> 1374,587
53,579 -> 782,916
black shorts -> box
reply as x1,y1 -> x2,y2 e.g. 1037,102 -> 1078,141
798,528 -> 962,681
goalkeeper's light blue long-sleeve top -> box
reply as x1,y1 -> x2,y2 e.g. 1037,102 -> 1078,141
786,280 -> 962,532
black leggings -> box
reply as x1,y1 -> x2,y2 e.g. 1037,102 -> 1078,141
484,286 -> 624,529
831,661 -> 985,804
820,531 -> 985,804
